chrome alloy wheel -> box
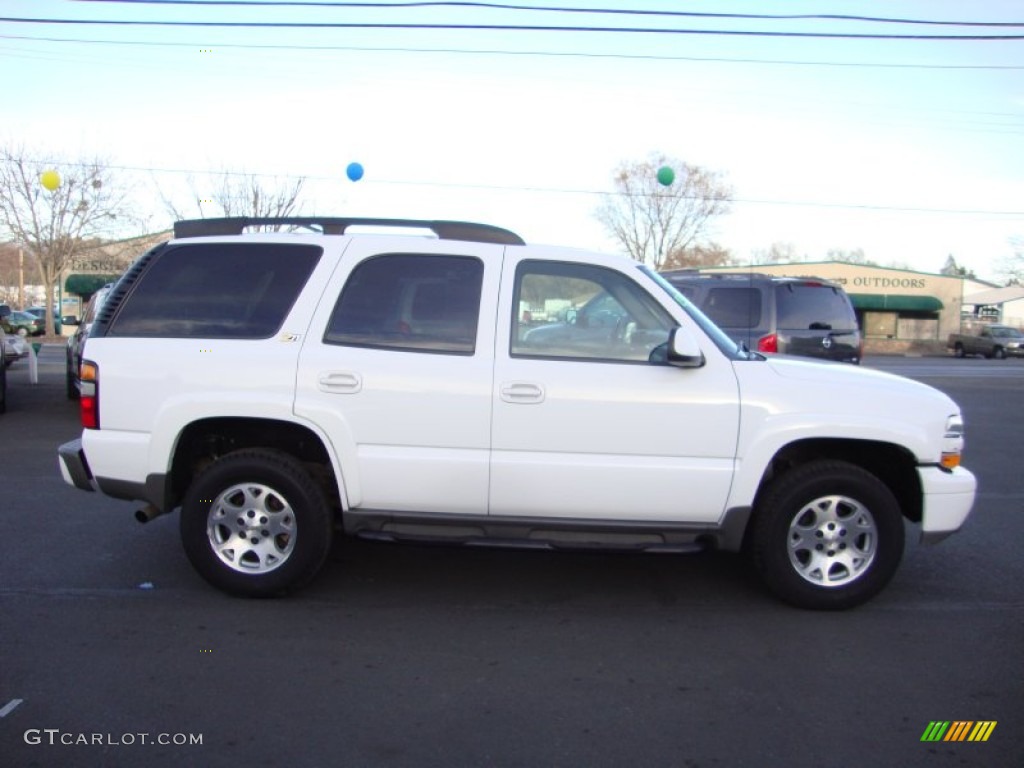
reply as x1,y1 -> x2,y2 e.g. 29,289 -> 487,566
786,495 -> 878,587
206,483 -> 296,574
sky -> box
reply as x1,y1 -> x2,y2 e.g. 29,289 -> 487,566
2,0 -> 1023,282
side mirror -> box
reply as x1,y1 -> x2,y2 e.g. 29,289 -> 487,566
666,326 -> 705,368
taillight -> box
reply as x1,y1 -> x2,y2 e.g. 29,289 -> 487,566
757,333 -> 778,353
80,361 -> 99,429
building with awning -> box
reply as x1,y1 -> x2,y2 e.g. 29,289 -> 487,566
847,294 -> 945,313
61,230 -> 171,319
700,261 -> 1002,354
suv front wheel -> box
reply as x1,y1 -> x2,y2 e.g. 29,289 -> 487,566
748,460 -> 904,610
180,449 -> 333,596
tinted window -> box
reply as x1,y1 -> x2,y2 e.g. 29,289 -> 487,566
513,261 -> 673,362
108,243 -> 321,338
703,287 -> 762,329
325,254 -> 483,355
775,284 -> 856,330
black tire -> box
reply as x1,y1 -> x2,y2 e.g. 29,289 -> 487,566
993,346 -> 1006,360
953,343 -> 965,358
180,449 -> 333,597
748,460 -> 904,610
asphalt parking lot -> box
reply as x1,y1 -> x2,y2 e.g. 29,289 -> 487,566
1,346 -> 1022,768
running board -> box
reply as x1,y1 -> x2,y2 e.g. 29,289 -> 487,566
346,511 -> 714,554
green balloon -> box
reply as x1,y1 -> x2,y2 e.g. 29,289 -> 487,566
656,166 -> 675,186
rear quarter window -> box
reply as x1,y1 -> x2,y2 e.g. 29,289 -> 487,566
703,286 -> 762,329
324,253 -> 484,355
106,243 -> 322,338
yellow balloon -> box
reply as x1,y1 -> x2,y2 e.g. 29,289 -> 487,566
40,169 -> 61,191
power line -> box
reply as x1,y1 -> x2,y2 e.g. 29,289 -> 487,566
3,31 -> 1023,69
61,1 -> 1024,29
4,16 -> 1024,40
29,159 -> 1024,217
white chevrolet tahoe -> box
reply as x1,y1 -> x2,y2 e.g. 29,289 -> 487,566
57,217 -> 976,609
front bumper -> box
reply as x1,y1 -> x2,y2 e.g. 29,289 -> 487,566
58,439 -> 95,492
917,465 -> 976,544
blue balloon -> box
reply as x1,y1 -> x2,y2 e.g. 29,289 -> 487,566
346,162 -> 364,182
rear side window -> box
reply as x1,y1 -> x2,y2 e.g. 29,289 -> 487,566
325,254 -> 483,355
107,243 -> 322,338
776,284 -> 856,330
703,287 -> 762,329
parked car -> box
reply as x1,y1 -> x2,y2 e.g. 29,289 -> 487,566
57,216 -> 975,610
947,323 -> 1024,359
521,289 -> 669,354
3,310 -> 45,337
66,284 -> 113,400
25,306 -> 63,334
3,331 -> 27,366
660,271 -> 863,363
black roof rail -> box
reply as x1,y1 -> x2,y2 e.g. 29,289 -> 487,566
172,217 -> 525,245
661,270 -> 773,281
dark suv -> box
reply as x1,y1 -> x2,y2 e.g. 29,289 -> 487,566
65,284 -> 113,400
661,271 -> 862,363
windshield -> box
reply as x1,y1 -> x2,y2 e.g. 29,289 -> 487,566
992,326 -> 1023,339
641,266 -> 746,358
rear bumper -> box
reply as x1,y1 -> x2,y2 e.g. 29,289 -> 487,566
58,438 -> 95,492
917,465 -> 976,544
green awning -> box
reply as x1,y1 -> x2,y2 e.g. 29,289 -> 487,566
849,293 -> 944,312
65,273 -> 120,298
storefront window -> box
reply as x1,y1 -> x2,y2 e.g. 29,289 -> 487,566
863,311 -> 897,338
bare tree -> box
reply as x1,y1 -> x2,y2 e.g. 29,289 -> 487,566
0,145 -> 133,335
161,170 -> 307,230
996,237 -> 1023,285
752,241 -> 803,264
826,247 -> 872,265
662,242 -> 733,270
595,153 -> 732,269
0,242 -> 21,304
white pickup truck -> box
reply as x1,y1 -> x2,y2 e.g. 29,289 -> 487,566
58,217 -> 976,609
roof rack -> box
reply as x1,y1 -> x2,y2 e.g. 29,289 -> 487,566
661,270 -> 773,281
172,217 -> 525,245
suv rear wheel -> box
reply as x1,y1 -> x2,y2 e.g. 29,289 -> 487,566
748,461 -> 904,610
180,449 -> 333,596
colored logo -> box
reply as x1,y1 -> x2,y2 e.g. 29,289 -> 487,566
921,721 -> 997,742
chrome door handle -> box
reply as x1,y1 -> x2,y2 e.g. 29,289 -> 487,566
500,382 -> 545,404
318,371 -> 362,394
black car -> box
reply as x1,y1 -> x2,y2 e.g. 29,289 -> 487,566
66,284 -> 113,399
661,271 -> 862,363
